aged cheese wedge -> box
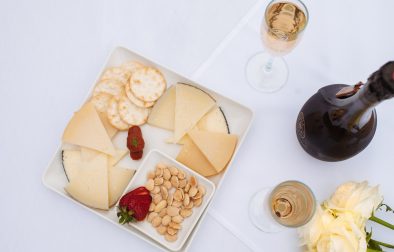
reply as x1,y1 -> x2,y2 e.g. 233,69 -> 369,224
188,130 -> 237,173
65,153 -> 109,210
147,86 -> 175,130
62,150 -> 81,181
173,84 -> 216,143
62,102 -> 116,156
176,138 -> 217,177
80,148 -> 128,166
97,111 -> 118,138
108,166 -> 135,207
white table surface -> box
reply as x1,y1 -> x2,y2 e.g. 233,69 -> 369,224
1,0 -> 394,251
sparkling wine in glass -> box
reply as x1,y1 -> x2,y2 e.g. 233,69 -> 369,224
249,180 -> 316,232
246,0 -> 308,92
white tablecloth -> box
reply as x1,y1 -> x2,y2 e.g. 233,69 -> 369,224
1,0 -> 394,251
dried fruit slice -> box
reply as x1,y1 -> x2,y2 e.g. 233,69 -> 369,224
130,67 -> 166,102
118,95 -> 150,126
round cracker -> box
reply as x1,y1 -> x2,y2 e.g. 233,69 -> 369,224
118,95 -> 150,126
91,92 -> 112,113
130,67 -> 166,102
125,82 -> 155,108
94,79 -> 123,98
107,97 -> 129,130
121,61 -> 144,74
100,67 -> 130,85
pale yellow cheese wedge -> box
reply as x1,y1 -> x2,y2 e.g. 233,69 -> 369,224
188,130 -> 237,173
176,138 -> 217,177
65,153 -> 109,210
173,84 -> 216,143
80,147 -> 128,166
108,166 -> 135,207
62,150 -> 81,181
62,102 -> 116,156
98,111 -> 118,138
147,86 -> 175,130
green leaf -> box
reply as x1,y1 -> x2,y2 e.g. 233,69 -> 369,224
132,137 -> 138,147
368,239 -> 383,251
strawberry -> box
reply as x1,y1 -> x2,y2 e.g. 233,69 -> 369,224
117,186 -> 152,223
130,151 -> 143,160
127,126 -> 144,152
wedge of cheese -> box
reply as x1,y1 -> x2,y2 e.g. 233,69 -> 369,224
188,130 -> 237,173
62,102 -> 116,156
65,153 -> 109,210
108,166 -> 135,207
148,86 -> 175,130
98,111 -> 118,138
80,147 -> 128,166
62,150 -> 81,181
176,138 -> 217,177
173,84 -> 216,143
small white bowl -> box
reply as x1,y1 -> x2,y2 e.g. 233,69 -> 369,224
118,149 -> 216,251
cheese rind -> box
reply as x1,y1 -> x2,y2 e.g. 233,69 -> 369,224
62,150 -> 82,181
65,153 -> 109,210
173,84 -> 216,143
62,102 -> 116,156
147,86 -> 176,130
176,138 -> 217,177
188,130 -> 237,173
108,166 -> 135,207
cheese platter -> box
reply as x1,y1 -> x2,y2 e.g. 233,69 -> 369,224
42,46 -> 254,251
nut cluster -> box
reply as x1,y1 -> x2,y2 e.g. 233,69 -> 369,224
145,163 -> 206,242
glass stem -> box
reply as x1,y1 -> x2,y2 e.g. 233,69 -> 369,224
264,56 -> 275,73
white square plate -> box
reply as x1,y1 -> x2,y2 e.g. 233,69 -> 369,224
42,46 -> 254,251
122,149 -> 215,251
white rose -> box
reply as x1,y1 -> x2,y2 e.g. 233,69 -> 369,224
324,181 -> 383,220
298,207 -> 367,252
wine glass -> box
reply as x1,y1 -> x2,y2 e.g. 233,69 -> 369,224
249,180 -> 316,232
246,0 -> 309,92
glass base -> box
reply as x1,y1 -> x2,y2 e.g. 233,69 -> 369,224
245,52 -> 289,93
249,187 -> 284,233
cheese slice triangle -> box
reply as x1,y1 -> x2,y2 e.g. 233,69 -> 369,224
65,153 -> 109,210
176,138 -> 217,177
188,130 -> 237,173
62,150 -> 81,181
62,102 -> 116,156
80,147 -> 128,166
108,166 -> 135,207
173,84 -> 216,143
148,86 -> 175,130
98,111 -> 118,138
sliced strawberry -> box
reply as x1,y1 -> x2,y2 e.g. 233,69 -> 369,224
117,186 -> 152,223
127,126 -> 144,152
130,151 -> 143,160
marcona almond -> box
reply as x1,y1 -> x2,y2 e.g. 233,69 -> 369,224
155,167 -> 163,177
179,179 -> 187,188
154,177 -> 164,185
156,162 -> 167,170
198,185 -> 206,195
163,168 -> 171,180
152,186 -> 160,194
177,170 -> 186,179
170,176 -> 179,187
163,180 -> 172,189
194,198 -> 202,207
160,186 -> 168,200
145,179 -> 154,191
169,166 -> 178,176
174,189 -> 184,201
165,233 -> 177,242
167,227 -> 177,236
180,208 -> 192,217
147,171 -> 155,180
154,200 -> 167,212
166,206 -> 179,217
161,215 -> 171,226
153,194 -> 162,204
193,190 -> 202,199
184,183 -> 190,193
172,200 -> 182,208
147,212 -> 158,222
167,194 -> 174,206
157,225 -> 167,235
172,215 -> 183,224
183,193 -> 190,206
189,186 -> 198,197
152,216 -> 162,227
169,221 -> 181,230
189,176 -> 197,187
149,202 -> 155,212
185,201 -> 194,209
159,208 -> 167,217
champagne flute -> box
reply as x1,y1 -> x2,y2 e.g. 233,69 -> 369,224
246,0 -> 309,92
249,180 -> 316,232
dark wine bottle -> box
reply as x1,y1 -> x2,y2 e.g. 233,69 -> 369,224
296,62 -> 394,161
